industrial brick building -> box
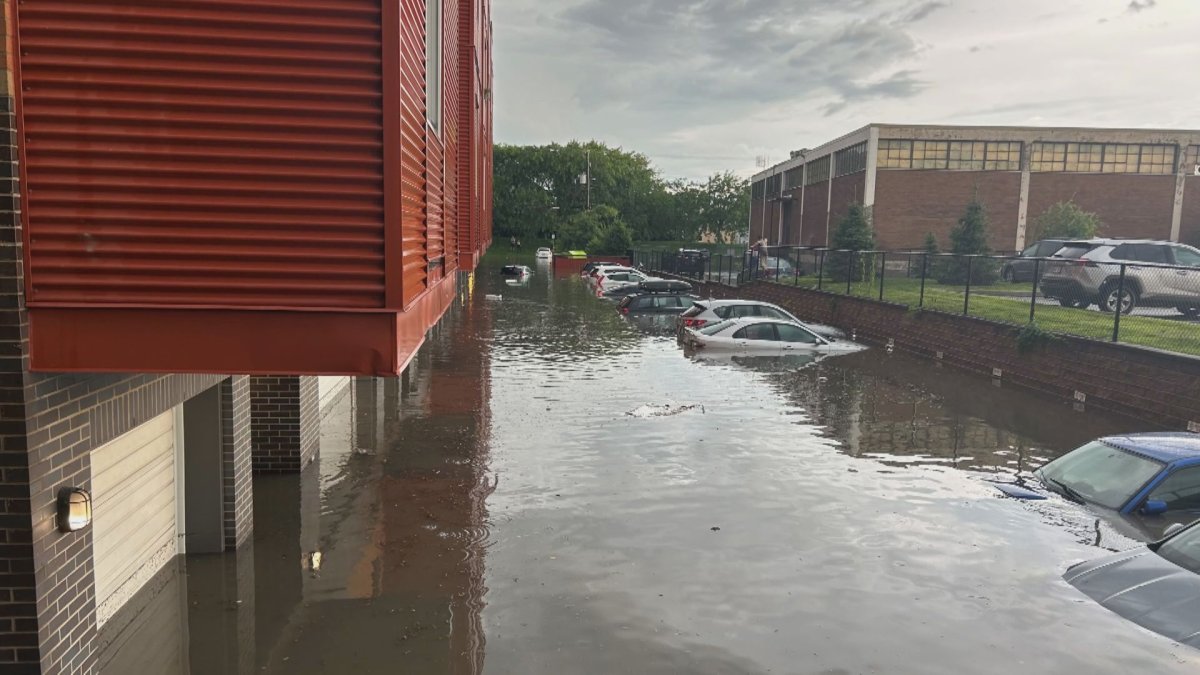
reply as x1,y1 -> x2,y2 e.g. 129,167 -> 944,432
750,124 -> 1200,252
0,1 -> 493,673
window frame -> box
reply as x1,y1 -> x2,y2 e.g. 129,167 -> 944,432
425,0 -> 443,136
732,323 -> 779,341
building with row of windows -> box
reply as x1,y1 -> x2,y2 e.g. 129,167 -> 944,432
750,124 -> 1200,252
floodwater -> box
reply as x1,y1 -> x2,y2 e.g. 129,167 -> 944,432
102,257 -> 1200,674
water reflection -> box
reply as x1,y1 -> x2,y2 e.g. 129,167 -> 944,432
100,258 -> 1199,674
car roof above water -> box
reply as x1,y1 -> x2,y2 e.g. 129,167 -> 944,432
1102,433 -> 1200,464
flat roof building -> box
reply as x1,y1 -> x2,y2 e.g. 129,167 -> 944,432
750,124 -> 1200,252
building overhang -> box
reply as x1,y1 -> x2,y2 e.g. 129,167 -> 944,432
27,275 -> 459,377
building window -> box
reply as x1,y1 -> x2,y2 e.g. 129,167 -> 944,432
1189,146 -> 1200,173
766,173 -> 782,195
834,142 -> 867,177
1032,142 -> 1177,174
752,180 -> 765,200
877,140 -> 912,168
805,156 -> 830,185
1065,143 -> 1103,172
784,166 -> 803,190
426,0 -> 443,135
946,141 -> 984,170
1030,142 -> 1067,171
911,140 -> 949,169
984,142 -> 1022,170
1137,145 -> 1177,175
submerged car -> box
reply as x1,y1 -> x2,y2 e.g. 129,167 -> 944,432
500,264 -> 532,278
677,300 -> 844,340
996,433 -> 1200,541
536,247 -> 553,260
605,279 -> 693,301
618,292 -> 699,315
1064,520 -> 1200,649
682,317 -> 863,354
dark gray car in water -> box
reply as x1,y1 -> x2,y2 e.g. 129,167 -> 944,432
1065,521 -> 1200,649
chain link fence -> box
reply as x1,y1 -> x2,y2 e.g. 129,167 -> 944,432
634,246 -> 1200,357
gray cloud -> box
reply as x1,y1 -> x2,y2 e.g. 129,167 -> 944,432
902,1 -> 949,23
821,70 -> 926,116
555,0 -> 928,120
1127,0 -> 1156,12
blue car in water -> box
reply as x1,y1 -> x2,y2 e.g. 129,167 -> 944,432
995,433 -> 1200,541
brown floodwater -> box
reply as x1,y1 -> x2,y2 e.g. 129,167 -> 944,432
101,257 -> 1200,674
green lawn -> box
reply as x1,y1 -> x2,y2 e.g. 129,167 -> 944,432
763,274 -> 1200,356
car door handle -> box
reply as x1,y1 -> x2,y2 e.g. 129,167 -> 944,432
1177,270 -> 1189,276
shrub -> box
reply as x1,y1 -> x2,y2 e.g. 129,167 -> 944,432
938,197 -> 999,285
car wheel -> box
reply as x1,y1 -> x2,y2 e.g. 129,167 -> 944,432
1177,306 -> 1200,319
1001,266 -> 1014,283
1100,284 -> 1138,315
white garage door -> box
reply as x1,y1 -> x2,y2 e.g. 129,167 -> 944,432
92,409 -> 180,626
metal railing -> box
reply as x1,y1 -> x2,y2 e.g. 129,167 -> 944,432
633,246 -> 1200,358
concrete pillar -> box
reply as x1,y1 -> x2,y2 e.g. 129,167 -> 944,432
249,376 -> 319,473
864,126 -> 879,222
1171,156 -> 1186,242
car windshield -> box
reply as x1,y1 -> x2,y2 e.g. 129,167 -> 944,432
1158,524 -> 1200,574
1035,441 -> 1163,510
697,320 -> 735,335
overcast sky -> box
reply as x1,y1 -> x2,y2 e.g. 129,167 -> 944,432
493,0 -> 1200,181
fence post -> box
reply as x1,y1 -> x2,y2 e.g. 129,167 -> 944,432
817,250 -> 825,291
919,254 -> 928,308
774,253 -> 782,282
879,252 -> 886,301
963,256 -> 974,315
846,251 -> 855,295
1029,258 -> 1040,324
1113,264 -> 1127,343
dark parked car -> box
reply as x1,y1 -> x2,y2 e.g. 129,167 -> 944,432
618,292 -> 699,315
1001,239 -> 1066,283
1064,519 -> 1200,649
995,433 -> 1200,541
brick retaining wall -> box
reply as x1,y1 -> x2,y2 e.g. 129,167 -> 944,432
669,274 -> 1200,430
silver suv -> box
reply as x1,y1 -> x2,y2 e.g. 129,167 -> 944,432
1039,239 -> 1200,315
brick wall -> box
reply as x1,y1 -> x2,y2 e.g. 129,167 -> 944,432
1181,176 -> 1200,247
749,200 -> 766,243
221,376 -> 252,550
1027,173 -> 1176,241
829,172 -> 866,238
802,181 -> 829,246
874,169 -> 1022,251
781,189 -> 801,245
250,376 -> 319,473
665,275 -> 1200,429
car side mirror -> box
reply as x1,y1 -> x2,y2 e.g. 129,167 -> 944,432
1141,499 -> 1168,516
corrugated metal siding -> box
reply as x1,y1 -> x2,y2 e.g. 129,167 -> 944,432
92,410 -> 176,626
442,0 -> 459,273
16,0 -> 386,309
455,0 -> 476,262
399,0 -> 428,305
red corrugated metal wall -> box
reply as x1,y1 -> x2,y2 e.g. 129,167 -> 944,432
398,0 -> 428,306
441,0 -> 459,275
15,0 -> 387,309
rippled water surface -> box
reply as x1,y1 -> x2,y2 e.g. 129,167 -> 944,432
107,256 -> 1200,674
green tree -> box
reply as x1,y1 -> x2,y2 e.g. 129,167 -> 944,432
922,231 -> 942,281
939,197 -> 999,285
558,205 -> 632,254
923,231 -> 940,255
1031,201 -> 1101,241
826,203 -> 874,282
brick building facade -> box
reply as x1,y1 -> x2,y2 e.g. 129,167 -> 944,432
751,124 -> 1200,252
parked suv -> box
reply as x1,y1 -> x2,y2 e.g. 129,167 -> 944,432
1001,239 -> 1066,283
1039,239 -> 1200,315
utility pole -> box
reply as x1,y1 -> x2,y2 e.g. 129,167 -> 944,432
586,148 -> 592,210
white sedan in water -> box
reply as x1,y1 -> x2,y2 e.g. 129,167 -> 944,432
682,318 -> 865,354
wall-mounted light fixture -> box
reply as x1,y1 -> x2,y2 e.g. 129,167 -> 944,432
57,487 -> 92,533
